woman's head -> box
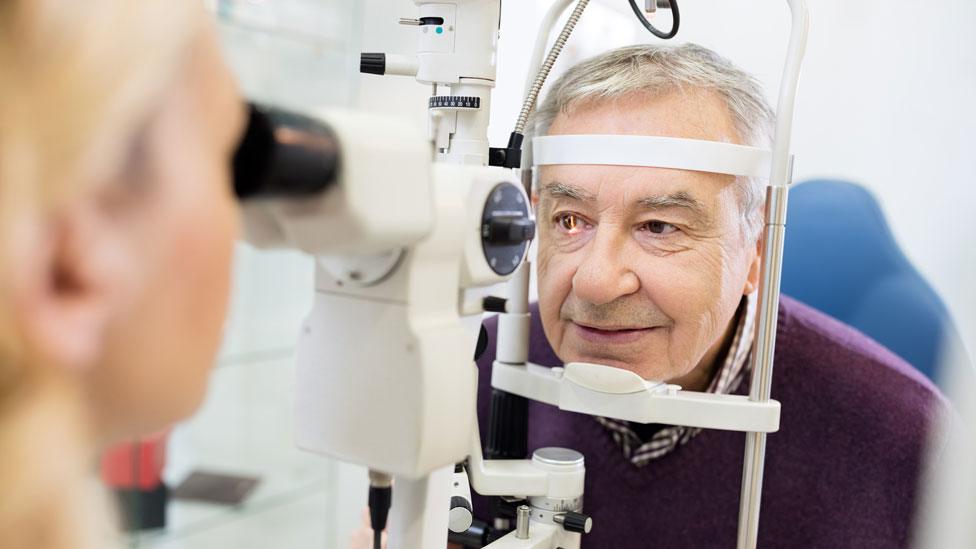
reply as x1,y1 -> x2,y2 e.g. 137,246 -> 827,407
0,0 -> 244,442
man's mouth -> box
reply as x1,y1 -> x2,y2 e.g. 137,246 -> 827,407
570,321 -> 659,345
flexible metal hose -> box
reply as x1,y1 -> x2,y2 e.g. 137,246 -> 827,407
514,0 -> 591,135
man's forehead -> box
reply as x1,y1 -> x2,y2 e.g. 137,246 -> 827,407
548,175 -> 704,206
546,90 -> 741,145
537,163 -> 728,203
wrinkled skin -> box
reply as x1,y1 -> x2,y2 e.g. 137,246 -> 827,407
535,90 -> 761,390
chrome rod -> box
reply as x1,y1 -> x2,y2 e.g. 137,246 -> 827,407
736,176 -> 793,549
735,0 -> 808,545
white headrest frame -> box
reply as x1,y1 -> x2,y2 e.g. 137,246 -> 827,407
532,135 -> 772,179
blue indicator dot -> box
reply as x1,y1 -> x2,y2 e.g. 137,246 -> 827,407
436,26 -> 444,34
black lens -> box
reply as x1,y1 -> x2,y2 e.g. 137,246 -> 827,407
232,103 -> 341,200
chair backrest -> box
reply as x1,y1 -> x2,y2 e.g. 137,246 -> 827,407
781,179 -> 970,388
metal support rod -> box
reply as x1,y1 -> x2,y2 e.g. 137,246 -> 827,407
736,173 -> 792,549
735,0 -> 808,545
516,505 -> 531,539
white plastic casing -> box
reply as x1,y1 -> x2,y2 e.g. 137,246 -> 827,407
410,0 -> 500,165
529,448 -> 585,500
532,135 -> 772,178
491,361 -> 781,434
240,109 -> 433,256
293,164 -> 526,478
414,0 -> 499,84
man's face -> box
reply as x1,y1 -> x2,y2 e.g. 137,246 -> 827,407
536,90 -> 760,386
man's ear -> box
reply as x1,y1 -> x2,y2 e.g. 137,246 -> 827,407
742,233 -> 763,295
14,196 -> 133,371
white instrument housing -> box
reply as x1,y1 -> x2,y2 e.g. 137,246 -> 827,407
240,109 -> 434,256
290,164 -> 531,478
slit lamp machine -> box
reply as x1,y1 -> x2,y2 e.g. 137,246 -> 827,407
230,1 -> 811,547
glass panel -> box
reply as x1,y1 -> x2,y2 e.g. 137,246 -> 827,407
214,0 -> 361,110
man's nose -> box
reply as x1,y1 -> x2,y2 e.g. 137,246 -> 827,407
571,230 -> 640,306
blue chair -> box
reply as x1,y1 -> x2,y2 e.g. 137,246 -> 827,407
781,179 -> 971,390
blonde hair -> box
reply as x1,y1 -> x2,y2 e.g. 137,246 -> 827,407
0,1 -> 201,546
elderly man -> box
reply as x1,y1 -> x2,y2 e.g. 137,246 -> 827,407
473,44 -> 947,548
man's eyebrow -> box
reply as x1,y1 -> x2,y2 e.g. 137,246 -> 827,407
540,181 -> 595,202
636,191 -> 708,219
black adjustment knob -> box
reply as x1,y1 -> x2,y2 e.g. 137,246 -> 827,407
554,512 -> 593,535
360,53 -> 386,75
482,296 -> 507,314
481,182 -> 532,276
486,217 -> 536,246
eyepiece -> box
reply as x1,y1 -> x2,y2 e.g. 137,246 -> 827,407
232,103 -> 341,200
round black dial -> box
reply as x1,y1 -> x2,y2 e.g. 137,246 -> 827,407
481,182 -> 534,276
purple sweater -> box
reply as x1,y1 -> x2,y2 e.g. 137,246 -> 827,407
473,296 -> 947,548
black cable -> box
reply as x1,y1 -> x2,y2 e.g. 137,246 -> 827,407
628,0 -> 680,40
368,481 -> 392,549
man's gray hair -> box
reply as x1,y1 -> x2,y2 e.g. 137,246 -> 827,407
531,43 -> 774,240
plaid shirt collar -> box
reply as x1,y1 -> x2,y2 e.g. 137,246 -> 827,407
594,293 -> 757,467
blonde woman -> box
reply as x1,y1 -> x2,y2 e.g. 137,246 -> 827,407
0,1 -> 245,547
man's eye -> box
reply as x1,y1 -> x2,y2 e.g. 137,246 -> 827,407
555,213 -> 587,234
639,221 -> 679,235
